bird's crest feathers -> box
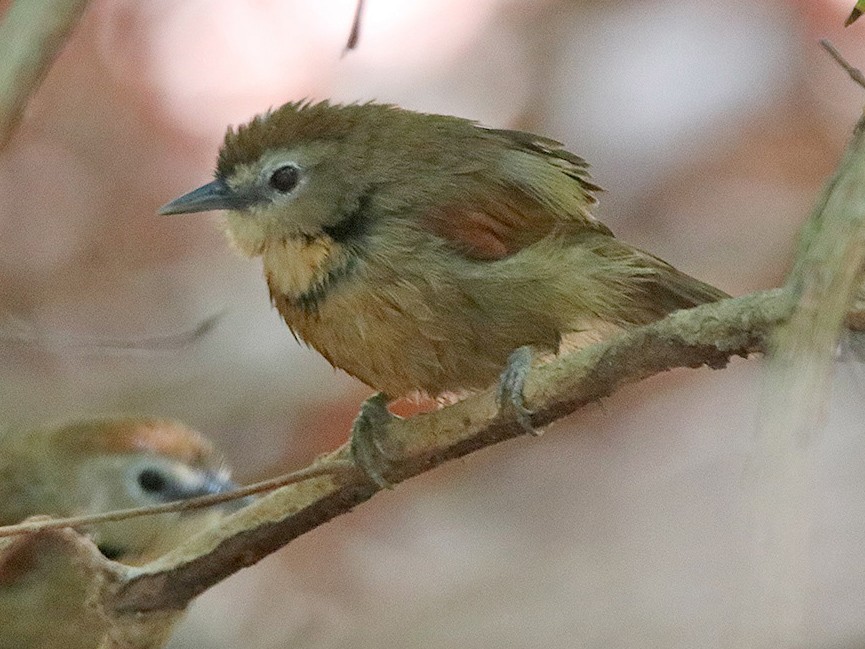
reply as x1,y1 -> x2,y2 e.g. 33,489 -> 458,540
44,417 -> 215,467
217,99 -> 396,178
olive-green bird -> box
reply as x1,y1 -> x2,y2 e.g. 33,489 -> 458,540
0,416 -> 246,649
0,416 -> 243,562
161,100 -> 728,486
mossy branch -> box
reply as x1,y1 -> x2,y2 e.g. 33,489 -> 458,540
110,288 -> 789,614
0,286 -> 799,643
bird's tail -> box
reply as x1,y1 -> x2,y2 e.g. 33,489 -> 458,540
581,233 -> 729,326
636,261 -> 729,321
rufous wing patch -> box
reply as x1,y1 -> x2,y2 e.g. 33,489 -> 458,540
421,188 -> 559,261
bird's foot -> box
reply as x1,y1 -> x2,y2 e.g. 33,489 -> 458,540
496,346 -> 538,435
350,392 -> 400,489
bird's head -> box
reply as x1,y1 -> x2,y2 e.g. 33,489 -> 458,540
23,417 -> 246,563
162,101 -> 378,255
159,100 -> 498,259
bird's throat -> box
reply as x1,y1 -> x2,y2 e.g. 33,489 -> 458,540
223,216 -> 356,310
262,236 -> 334,294
259,237 -> 356,311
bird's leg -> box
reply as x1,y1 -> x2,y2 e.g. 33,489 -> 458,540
349,392 -> 401,489
496,345 -> 538,435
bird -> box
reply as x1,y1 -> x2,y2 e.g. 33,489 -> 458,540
0,415 -> 244,562
160,100 -> 728,486
0,529 -> 181,649
0,415 -> 247,649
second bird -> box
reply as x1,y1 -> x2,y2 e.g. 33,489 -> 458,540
161,100 -> 727,484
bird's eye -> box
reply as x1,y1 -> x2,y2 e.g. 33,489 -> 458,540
137,468 -> 168,494
269,165 -> 300,193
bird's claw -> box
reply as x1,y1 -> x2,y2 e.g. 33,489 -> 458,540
349,393 -> 399,489
496,346 -> 538,435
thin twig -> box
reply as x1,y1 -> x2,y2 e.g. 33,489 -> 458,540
820,39 -> 865,91
343,0 -> 365,54
0,459 -> 355,539
0,311 -> 224,352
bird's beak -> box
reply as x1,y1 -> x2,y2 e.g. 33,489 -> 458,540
159,180 -> 251,215
176,472 -> 254,512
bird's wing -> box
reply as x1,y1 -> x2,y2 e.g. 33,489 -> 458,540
420,128 -> 610,261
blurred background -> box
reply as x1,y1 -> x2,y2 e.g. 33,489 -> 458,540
2,0 -> 865,646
